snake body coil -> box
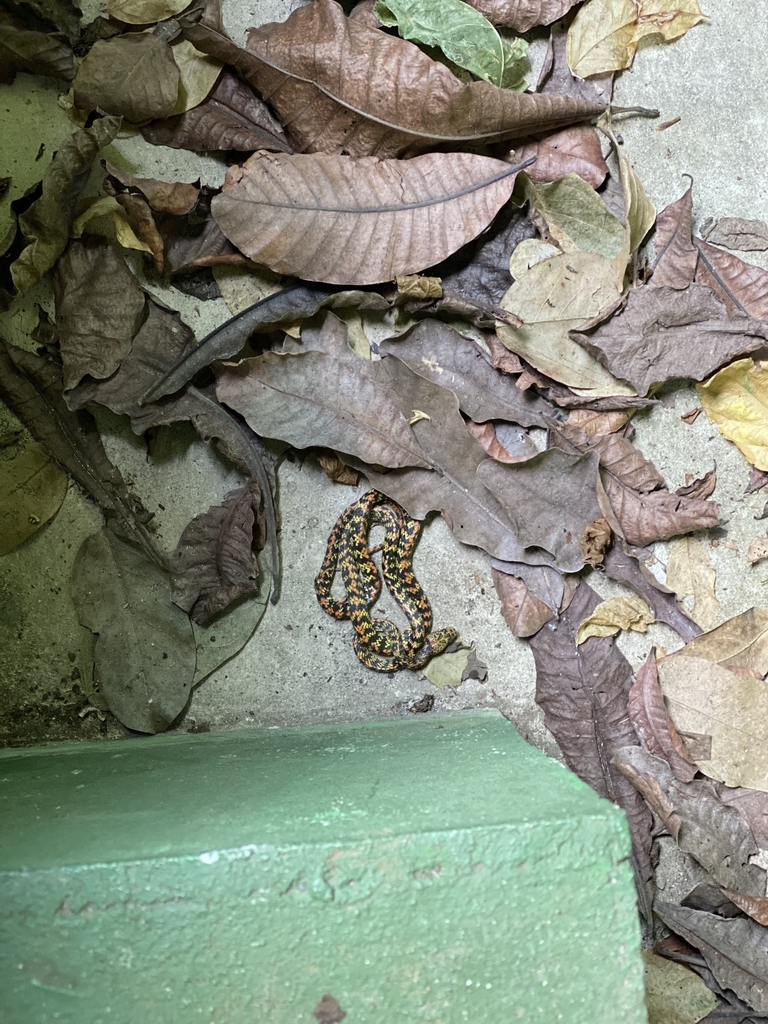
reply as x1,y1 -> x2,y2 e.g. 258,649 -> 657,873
315,490 -> 458,673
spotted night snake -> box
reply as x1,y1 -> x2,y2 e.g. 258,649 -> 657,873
314,490 -> 458,673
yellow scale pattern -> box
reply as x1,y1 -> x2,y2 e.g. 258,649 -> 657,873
315,490 -> 458,673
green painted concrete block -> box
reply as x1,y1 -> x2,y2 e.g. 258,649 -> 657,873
0,710 -> 646,1023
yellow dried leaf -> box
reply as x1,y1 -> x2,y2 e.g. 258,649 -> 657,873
0,444 -> 68,555
396,275 -> 442,300
600,126 -> 655,285
567,0 -> 707,78
658,654 -> 768,791
170,39 -> 223,116
72,196 -> 152,253
697,358 -> 768,470
666,536 -> 719,629
575,594 -> 654,643
423,643 -> 470,688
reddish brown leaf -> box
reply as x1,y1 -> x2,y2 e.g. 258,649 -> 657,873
465,0 -> 579,30
529,580 -> 654,916
104,163 -> 199,216
722,890 -> 768,927
694,237 -> 768,319
113,191 -> 165,273
211,151 -> 528,286
513,126 -> 608,188
492,565 -> 556,636
628,649 -> 698,781
225,0 -> 603,156
171,484 -> 263,624
676,466 -> 717,500
651,181 -> 698,288
141,70 -> 291,154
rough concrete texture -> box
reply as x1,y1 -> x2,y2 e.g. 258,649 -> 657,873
1,0 -> 767,753
0,711 -> 646,1024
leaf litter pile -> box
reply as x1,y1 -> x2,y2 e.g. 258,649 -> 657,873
4,0 -> 768,1014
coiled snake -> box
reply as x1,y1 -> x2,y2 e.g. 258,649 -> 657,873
315,490 -> 458,673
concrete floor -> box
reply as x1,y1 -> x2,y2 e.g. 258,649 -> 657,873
1,0 -> 768,750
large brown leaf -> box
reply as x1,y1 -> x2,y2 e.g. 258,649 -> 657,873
614,747 -> 765,895
528,579 -> 654,917
651,181 -> 698,289
573,283 -> 768,397
380,320 -> 552,427
53,241 -> 146,390
211,151 -> 529,286
512,125 -> 608,188
465,0 -> 579,30
182,0 -> 603,157
141,70 -> 291,154
73,34 -> 180,123
656,902 -> 768,1012
694,237 -> 768,319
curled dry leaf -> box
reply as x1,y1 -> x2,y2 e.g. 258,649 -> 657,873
665,535 -> 719,630
141,69 -> 291,153
465,0 -> 580,31
528,580 -> 654,914
676,466 -> 716,500
211,151 -> 529,286
72,529 -> 196,734
71,195 -> 153,255
614,748 -> 765,895
380,319 -> 552,427
497,249 -> 630,397
575,594 -> 654,643
655,901 -> 768,1013
468,421 -> 539,462
231,0 -> 604,156
702,217 -> 768,253
651,181 -> 698,289
694,237 -> 768,319
573,283 -> 768,397
721,890 -> 768,928
698,359 -> 768,471
168,39 -> 222,116
74,34 -> 180,123
0,339 -> 165,568
627,649 -> 698,781
0,442 -> 68,556
53,241 -> 146,390
171,484 -> 263,624
104,163 -> 199,216
567,0 -> 707,78
513,126 -> 608,188
10,116 -> 121,294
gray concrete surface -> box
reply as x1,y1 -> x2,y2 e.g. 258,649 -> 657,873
1,0 -> 768,750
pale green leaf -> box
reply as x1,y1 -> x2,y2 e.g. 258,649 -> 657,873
521,171 -> 625,259
375,0 -> 528,89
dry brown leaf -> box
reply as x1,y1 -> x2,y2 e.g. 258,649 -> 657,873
53,240 -> 146,390
104,164 -> 199,216
659,655 -> 768,791
694,238 -> 768,319
73,34 -> 180,124
702,217 -> 768,253
212,150 -> 527,286
229,0 -> 605,156
722,890 -> 768,928
669,607 -> 768,675
0,442 -> 68,556
0,11 -> 75,83
512,126 -> 608,188
492,565 -> 556,636
627,649 -> 698,781
676,466 -> 717,500
651,181 -> 698,289
576,594 -> 654,643
566,409 -> 630,436
665,536 -> 719,630
465,0 -> 579,30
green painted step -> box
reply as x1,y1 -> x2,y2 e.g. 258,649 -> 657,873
0,709 -> 646,1024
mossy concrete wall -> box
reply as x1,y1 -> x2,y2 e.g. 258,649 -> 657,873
0,710 -> 646,1023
